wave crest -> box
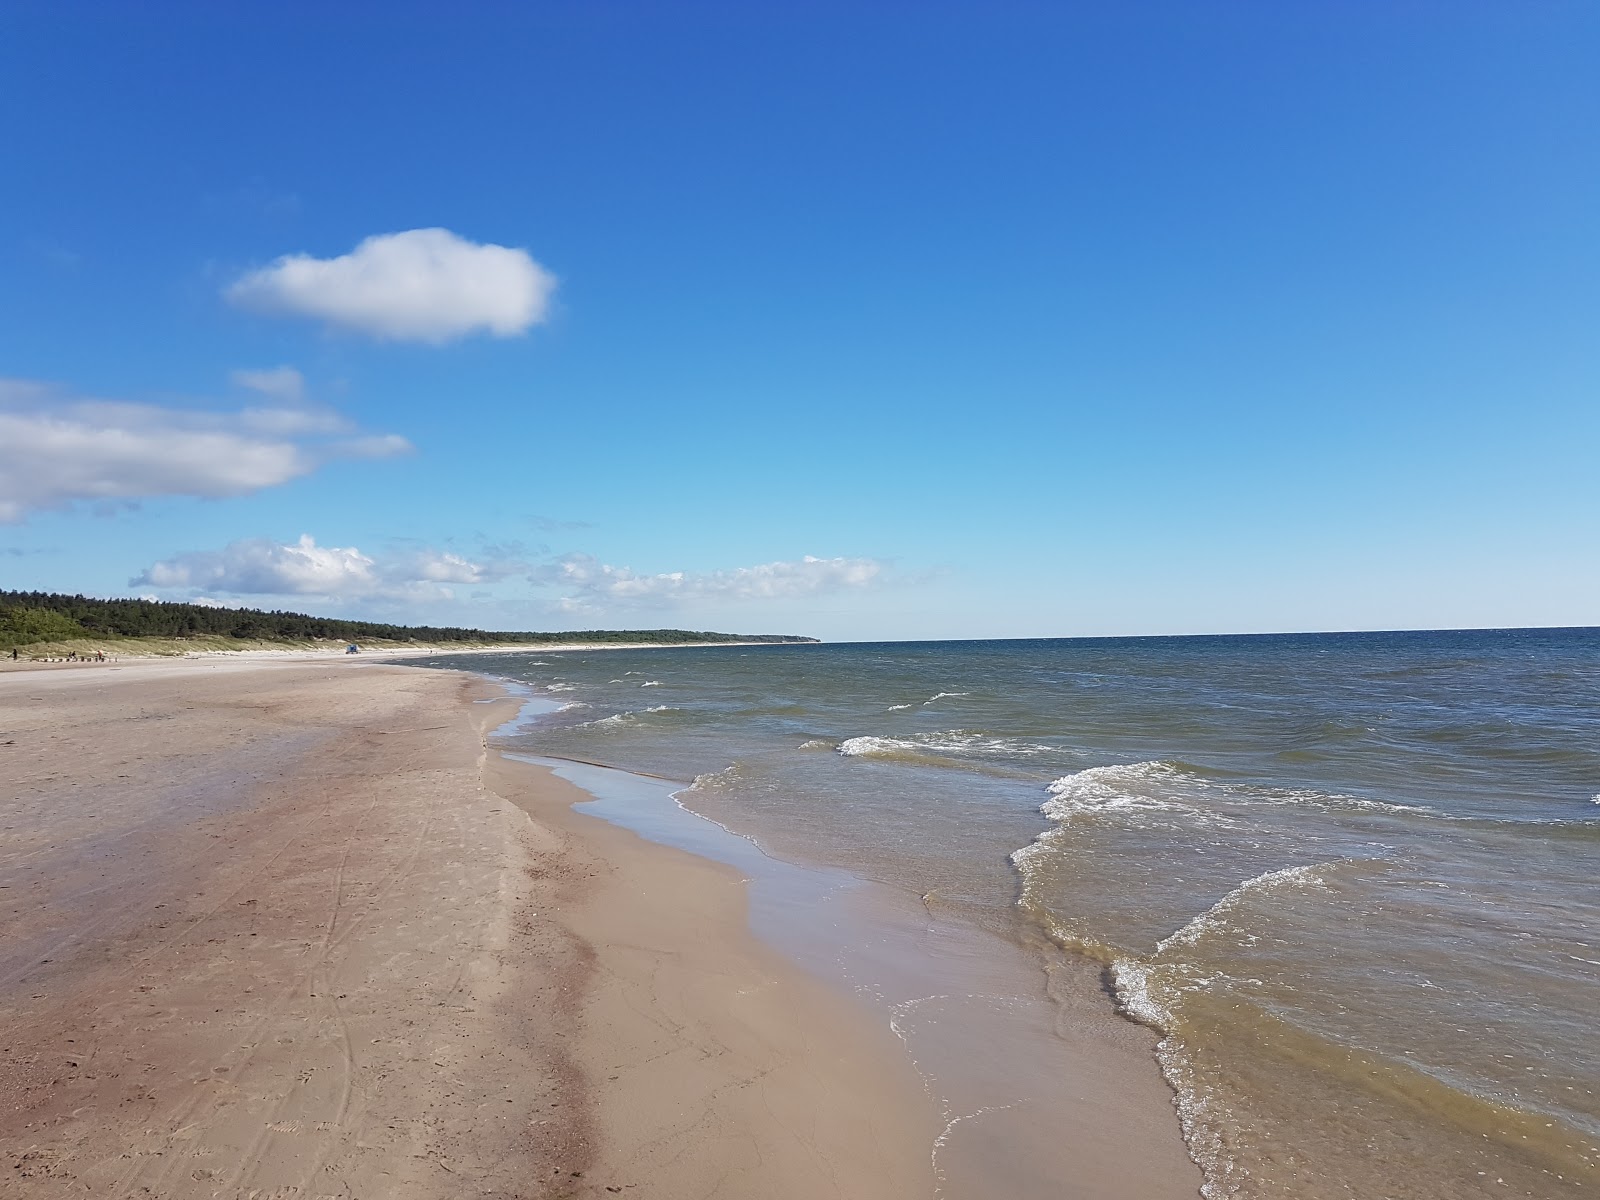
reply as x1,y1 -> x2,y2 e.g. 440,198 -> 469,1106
575,703 -> 680,731
1040,761 -> 1201,820
837,735 -> 920,759
837,729 -> 1058,763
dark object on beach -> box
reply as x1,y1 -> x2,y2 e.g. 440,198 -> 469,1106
346,644 -> 360,654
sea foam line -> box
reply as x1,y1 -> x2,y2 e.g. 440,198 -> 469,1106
1155,862 -> 1336,955
886,994 -> 1031,1199
838,730 -> 1057,760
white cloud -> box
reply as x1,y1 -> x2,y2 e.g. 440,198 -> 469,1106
137,534 -> 379,595
536,553 -> 886,608
225,228 -> 557,343
230,365 -> 305,404
0,378 -> 410,522
133,535 -> 516,604
402,548 -> 493,584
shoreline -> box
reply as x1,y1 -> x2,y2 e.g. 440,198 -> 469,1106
482,747 -> 940,1196
0,639 -> 816,675
0,656 -> 1202,1198
485,693 -> 1202,1199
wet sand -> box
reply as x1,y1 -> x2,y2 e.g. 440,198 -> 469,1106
0,657 -> 1200,1198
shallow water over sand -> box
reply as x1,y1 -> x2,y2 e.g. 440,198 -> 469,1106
425,629 -> 1600,1198
507,751 -> 1195,1198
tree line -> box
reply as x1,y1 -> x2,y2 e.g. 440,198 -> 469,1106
0,590 -> 817,649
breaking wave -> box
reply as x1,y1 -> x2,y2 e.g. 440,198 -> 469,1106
837,735 -> 921,759
576,704 -> 679,731
1030,760 -> 1431,827
837,730 -> 1058,761
1026,851 -> 1351,1200
1034,761 -> 1212,824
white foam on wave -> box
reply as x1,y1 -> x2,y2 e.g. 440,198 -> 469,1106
1155,863 -> 1335,956
919,729 -> 1056,757
1008,764 -> 1219,952
1247,787 -> 1431,817
681,762 -> 745,796
556,701 -> 590,712
837,735 -> 920,758
544,682 -> 578,692
838,730 -> 1055,761
1148,1013 -> 1237,1200
1006,922 -> 1238,1200
1040,761 -> 1199,819
799,738 -> 835,750
586,712 -> 635,729
887,703 -> 915,711
1113,861 -> 1347,1200
1015,764 -> 1364,1200
924,691 -> 969,704
578,703 -> 678,730
1039,761 -> 1428,823
1109,956 -> 1170,1029
639,680 -> 663,687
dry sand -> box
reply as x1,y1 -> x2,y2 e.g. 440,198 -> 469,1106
0,658 -> 936,1198
0,657 -> 1199,1199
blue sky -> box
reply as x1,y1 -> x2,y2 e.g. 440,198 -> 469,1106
2,2 -> 1596,640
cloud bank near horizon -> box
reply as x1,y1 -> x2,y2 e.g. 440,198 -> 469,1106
0,378 -> 409,523
130,539 -> 889,622
535,552 -> 886,611
225,228 -> 557,343
133,534 -> 512,605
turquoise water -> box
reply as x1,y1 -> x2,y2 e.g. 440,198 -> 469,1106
423,629 -> 1600,1198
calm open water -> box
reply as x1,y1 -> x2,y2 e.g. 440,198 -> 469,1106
422,629 -> 1600,1198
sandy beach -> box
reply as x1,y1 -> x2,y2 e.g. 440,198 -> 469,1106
0,656 -> 1198,1198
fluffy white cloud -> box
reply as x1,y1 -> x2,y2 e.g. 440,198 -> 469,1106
137,535 -> 378,595
225,228 -> 557,343
536,553 -> 886,608
0,378 -> 409,522
133,535 -> 513,603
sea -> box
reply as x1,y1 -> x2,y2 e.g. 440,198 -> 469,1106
419,629 -> 1600,1199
